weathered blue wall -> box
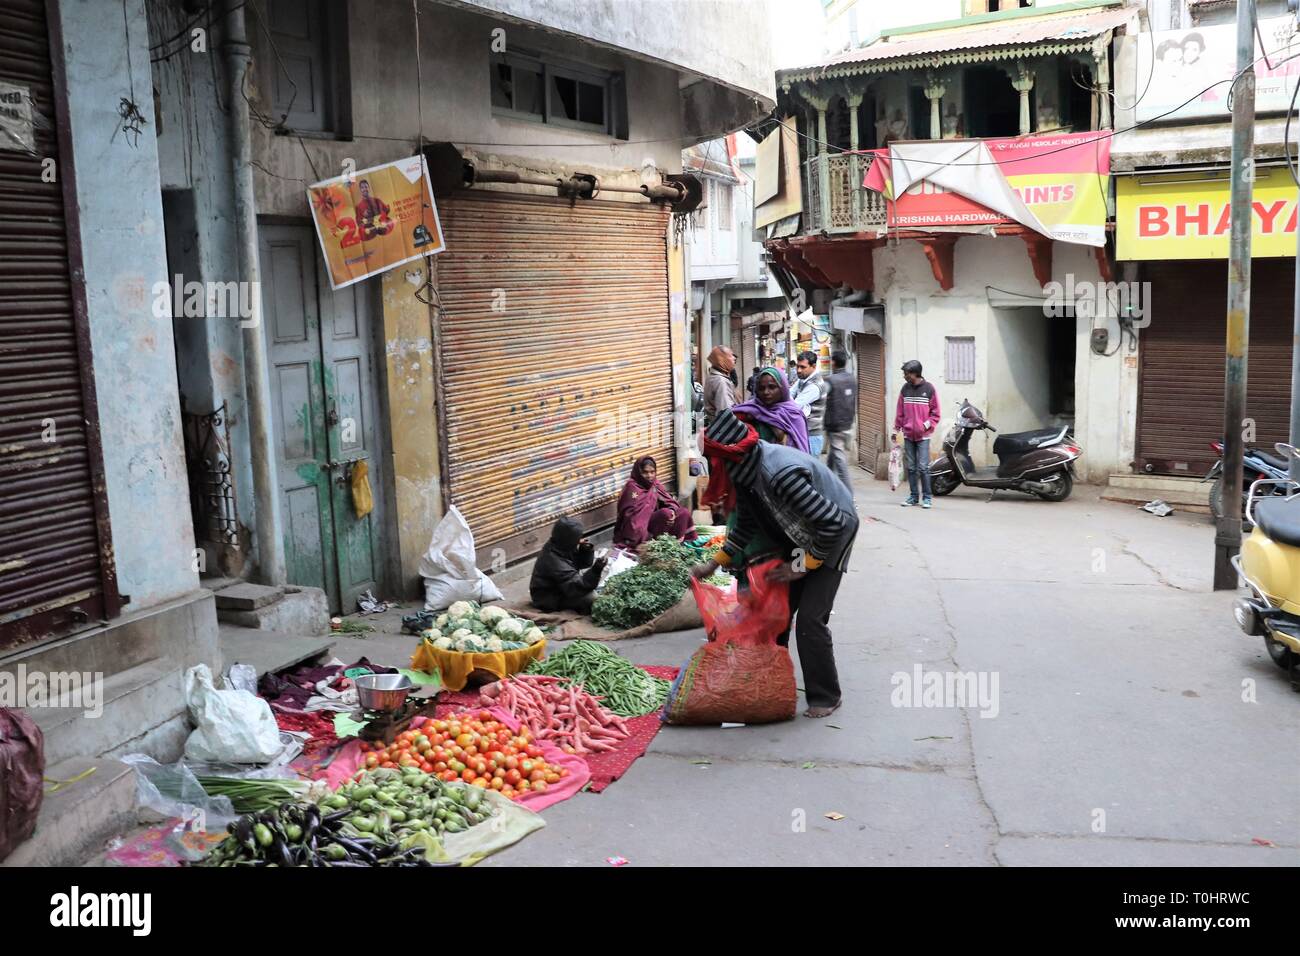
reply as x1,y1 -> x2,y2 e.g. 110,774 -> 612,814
148,0 -> 258,569
61,0 -> 198,607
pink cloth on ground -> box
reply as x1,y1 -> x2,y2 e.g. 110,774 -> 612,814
315,709 -> 590,813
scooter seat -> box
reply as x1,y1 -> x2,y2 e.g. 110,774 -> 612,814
1254,449 -> 1289,471
1255,496 -> 1300,548
993,427 -> 1068,457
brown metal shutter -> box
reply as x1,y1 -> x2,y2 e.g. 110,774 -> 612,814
1136,259 -> 1295,475
856,333 -> 885,471
0,0 -> 119,651
435,192 -> 674,563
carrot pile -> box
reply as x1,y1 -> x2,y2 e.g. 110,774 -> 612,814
481,674 -> 631,755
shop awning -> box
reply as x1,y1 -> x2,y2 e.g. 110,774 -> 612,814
779,5 -> 1135,83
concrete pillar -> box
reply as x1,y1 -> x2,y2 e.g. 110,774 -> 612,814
1010,62 -> 1037,135
924,72 -> 947,140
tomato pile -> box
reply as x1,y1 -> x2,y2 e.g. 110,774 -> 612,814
359,709 -> 568,801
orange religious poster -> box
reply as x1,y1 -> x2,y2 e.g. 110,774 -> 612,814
306,155 -> 445,290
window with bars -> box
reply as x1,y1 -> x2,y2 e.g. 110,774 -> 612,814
945,336 -> 976,384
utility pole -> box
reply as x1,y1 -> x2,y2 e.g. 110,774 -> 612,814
1214,0 -> 1257,590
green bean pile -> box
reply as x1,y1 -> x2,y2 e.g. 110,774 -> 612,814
525,640 -> 669,717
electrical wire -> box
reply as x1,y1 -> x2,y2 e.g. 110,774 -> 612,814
1286,44 -> 1300,186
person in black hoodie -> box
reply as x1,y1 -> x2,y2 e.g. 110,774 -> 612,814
529,516 -> 608,614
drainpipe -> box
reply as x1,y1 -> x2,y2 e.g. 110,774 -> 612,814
224,1 -> 286,586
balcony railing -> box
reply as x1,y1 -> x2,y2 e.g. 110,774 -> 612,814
802,153 -> 887,234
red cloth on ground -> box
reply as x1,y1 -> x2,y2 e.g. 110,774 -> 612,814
584,665 -> 677,793
447,669 -> 677,794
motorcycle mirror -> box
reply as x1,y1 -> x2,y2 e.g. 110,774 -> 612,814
1277,442 -> 1299,461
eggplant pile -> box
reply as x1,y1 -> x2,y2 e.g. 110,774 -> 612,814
194,802 -> 443,868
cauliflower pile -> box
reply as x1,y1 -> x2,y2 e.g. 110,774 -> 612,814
421,601 -> 545,653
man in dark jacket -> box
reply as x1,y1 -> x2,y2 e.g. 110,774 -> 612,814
692,408 -> 858,718
530,517 -> 607,613
822,349 -> 857,492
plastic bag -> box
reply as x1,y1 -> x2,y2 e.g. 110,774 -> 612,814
183,664 -> 282,764
596,548 -> 638,591
120,754 -> 237,833
419,506 -> 504,610
888,440 -> 903,491
222,662 -> 258,695
0,707 -> 44,862
690,559 -> 790,647
664,559 -> 796,725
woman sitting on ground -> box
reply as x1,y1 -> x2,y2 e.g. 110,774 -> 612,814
529,516 -> 607,614
612,456 -> 695,550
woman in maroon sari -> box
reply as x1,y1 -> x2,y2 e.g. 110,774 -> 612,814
612,456 -> 695,549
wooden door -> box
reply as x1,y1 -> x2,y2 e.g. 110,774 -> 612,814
259,224 -> 386,611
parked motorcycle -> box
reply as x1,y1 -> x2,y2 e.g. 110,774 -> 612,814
929,400 -> 1082,501
1232,444 -> 1300,688
1205,440 -> 1292,528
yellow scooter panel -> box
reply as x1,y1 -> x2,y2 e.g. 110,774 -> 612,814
1240,527 -> 1300,616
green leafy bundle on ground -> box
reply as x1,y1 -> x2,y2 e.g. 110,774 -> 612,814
591,535 -> 697,630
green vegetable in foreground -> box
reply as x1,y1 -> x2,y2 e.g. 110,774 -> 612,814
525,640 -> 670,717
592,534 -> 699,630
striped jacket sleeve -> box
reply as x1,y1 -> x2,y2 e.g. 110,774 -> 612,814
770,467 -> 845,562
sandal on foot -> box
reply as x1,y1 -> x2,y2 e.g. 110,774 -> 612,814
803,701 -> 842,719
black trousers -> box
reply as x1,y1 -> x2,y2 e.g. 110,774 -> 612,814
780,566 -> 844,709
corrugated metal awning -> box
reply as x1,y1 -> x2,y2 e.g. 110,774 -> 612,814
780,5 -> 1134,83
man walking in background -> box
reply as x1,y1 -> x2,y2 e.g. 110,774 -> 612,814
893,359 -> 940,509
822,349 -> 856,492
791,350 -> 828,455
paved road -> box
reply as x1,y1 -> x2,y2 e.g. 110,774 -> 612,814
464,472 -> 1300,867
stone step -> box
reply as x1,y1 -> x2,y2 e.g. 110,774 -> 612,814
216,586 -> 329,635
1105,473 -> 1213,499
25,659 -> 187,766
213,582 -> 285,611
1,757 -> 137,868
218,623 -> 334,680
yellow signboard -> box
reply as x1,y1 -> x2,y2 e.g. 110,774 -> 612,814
1116,166 -> 1297,260
307,155 -> 445,290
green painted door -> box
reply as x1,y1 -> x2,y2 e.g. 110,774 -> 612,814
259,225 -> 386,612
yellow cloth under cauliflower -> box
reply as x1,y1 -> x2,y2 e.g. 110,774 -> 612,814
411,639 -> 547,692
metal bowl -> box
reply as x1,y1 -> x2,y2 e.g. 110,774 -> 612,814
353,672 -> 413,712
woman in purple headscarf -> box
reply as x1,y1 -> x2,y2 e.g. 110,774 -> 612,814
730,366 -> 811,452
612,456 -> 695,550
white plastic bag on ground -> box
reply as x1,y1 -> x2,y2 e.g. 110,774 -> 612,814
597,548 -> 639,591
419,505 -> 504,610
183,664 -> 281,764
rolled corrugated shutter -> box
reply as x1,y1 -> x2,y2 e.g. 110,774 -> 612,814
856,333 -> 885,471
435,192 -> 674,561
1136,259 -> 1294,475
0,0 -> 118,650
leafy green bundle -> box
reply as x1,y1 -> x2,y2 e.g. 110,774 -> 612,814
591,535 -> 697,630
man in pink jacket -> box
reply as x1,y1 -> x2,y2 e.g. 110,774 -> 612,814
892,360 -> 941,509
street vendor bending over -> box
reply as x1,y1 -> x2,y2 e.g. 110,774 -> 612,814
691,408 -> 858,718
530,516 -> 608,614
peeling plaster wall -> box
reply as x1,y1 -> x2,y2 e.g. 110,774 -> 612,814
872,235 -> 1130,479
379,269 -> 442,591
248,2 -> 691,217
62,0 -> 198,607
150,2 -> 255,574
